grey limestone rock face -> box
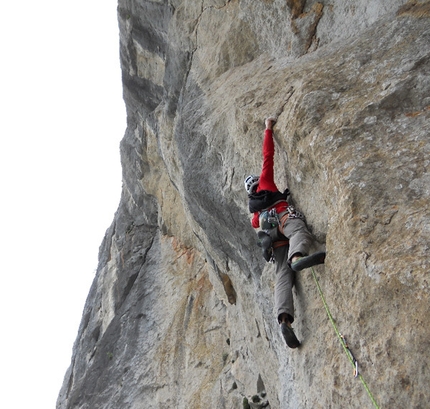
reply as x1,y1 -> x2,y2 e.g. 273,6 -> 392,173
58,1 -> 430,408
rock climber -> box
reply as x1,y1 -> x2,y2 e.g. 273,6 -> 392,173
244,117 -> 325,348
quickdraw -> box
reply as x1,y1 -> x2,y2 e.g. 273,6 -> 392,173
340,334 -> 359,378
310,266 -> 380,409
286,205 -> 305,220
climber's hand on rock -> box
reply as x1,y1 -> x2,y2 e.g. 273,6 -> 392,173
265,117 -> 277,130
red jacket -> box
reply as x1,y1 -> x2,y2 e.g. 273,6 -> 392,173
251,129 -> 289,228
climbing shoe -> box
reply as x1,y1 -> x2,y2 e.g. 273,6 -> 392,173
280,322 -> 300,349
291,251 -> 326,272
257,231 -> 273,262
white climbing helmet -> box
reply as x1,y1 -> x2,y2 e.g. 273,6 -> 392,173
244,174 -> 260,194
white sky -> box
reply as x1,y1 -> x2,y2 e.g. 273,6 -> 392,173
0,1 -> 126,407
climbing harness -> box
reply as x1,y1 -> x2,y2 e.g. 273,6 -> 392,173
277,206 -> 306,235
310,266 -> 381,409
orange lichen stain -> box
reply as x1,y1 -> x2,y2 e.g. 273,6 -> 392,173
286,0 -> 306,19
405,106 -> 430,117
171,236 -> 195,264
397,1 -> 430,18
180,266 -> 213,313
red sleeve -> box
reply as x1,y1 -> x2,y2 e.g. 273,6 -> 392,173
257,129 -> 278,192
251,212 -> 259,228
251,129 -> 279,229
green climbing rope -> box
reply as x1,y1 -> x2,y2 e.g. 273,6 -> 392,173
310,266 -> 381,409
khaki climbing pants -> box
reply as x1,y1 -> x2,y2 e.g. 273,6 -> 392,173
273,243 -> 295,324
272,217 -> 315,324
279,217 -> 314,261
